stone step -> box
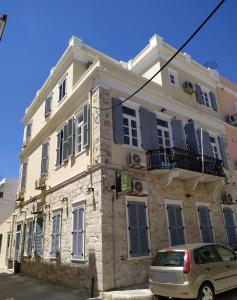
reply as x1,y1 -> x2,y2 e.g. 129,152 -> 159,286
102,289 -> 154,300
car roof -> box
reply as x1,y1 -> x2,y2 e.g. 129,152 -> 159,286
158,243 -> 221,252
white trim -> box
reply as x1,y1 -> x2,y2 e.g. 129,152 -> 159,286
125,196 -> 151,259
164,199 -> 186,246
196,202 -> 215,243
168,67 -> 179,87
71,202 -> 86,261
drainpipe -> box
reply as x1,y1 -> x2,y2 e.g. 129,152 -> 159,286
200,127 -> 204,174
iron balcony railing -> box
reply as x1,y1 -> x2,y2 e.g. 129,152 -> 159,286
147,147 -> 224,177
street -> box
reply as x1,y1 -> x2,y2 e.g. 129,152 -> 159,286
0,272 -> 94,300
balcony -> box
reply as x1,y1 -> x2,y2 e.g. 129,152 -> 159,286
147,148 -> 225,191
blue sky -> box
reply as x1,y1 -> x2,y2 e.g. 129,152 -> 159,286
0,0 -> 236,178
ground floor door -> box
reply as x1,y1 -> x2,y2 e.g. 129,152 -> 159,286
5,233 -> 11,266
14,224 -> 22,261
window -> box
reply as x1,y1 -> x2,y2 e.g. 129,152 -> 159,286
122,106 -> 139,147
76,112 -> 83,153
14,224 -> 21,261
35,217 -> 44,257
58,78 -> 66,102
0,192 -> 3,198
126,200 -> 150,257
45,96 -> 52,118
51,213 -> 61,257
75,104 -> 89,153
24,220 -> 34,256
223,207 -> 237,247
194,245 -> 220,264
197,205 -> 214,243
21,161 -> 28,191
168,69 -> 178,86
166,203 -> 185,246
215,245 -> 236,262
201,89 -> 211,108
210,136 -> 221,159
41,142 -> 49,175
26,122 -> 32,141
72,204 -> 85,260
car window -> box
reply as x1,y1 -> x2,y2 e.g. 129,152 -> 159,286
194,246 -> 221,264
215,245 -> 236,262
151,251 -> 185,267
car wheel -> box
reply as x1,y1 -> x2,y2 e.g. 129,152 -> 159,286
197,283 -> 214,300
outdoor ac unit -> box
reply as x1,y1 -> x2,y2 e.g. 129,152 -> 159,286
32,200 -> 43,214
131,179 -> 148,196
16,191 -> 24,202
183,81 -> 194,94
221,192 -> 234,205
226,115 -> 237,126
127,153 -> 145,168
35,176 -> 46,190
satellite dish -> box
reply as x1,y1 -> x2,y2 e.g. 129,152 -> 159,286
203,61 -> 218,70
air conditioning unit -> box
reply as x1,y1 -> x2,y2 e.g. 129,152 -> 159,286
35,176 -> 46,190
127,153 -> 145,168
130,179 -> 148,196
226,115 -> 237,126
32,200 -> 43,214
221,192 -> 234,205
183,81 -> 194,94
16,191 -> 24,202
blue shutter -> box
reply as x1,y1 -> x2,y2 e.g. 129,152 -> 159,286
218,136 -> 228,169
55,214 -> 61,253
210,92 -> 218,111
112,98 -> 123,144
195,84 -> 204,105
62,124 -> 68,161
139,107 -> 159,150
137,203 -> 149,256
223,208 -> 237,247
27,221 -> 34,256
197,129 -> 213,157
198,206 -> 214,243
72,207 -> 84,259
167,204 -> 185,246
41,142 -> 49,175
171,118 -> 186,150
67,117 -> 75,156
83,104 -> 89,148
56,132 -> 61,166
185,120 -> 199,153
35,218 -> 43,256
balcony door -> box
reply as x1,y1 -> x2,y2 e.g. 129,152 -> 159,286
157,118 -> 172,167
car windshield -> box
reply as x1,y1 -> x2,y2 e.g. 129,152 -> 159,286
152,251 -> 185,267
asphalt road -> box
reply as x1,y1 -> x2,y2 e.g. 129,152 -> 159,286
0,272 -> 95,300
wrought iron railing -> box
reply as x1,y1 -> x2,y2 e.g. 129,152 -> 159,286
147,147 -> 224,177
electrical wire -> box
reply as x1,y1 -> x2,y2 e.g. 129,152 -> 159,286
93,0 -> 225,111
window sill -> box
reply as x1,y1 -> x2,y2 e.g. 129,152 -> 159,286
74,149 -> 86,159
55,160 -> 68,171
71,258 -> 87,263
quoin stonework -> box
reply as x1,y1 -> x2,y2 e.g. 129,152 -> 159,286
4,34 -> 237,296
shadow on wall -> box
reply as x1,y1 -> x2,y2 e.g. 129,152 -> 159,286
20,250 -> 99,296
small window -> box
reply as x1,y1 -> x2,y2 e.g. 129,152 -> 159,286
21,161 -> 28,191
0,192 -> 3,198
194,246 -> 220,264
168,69 -> 178,86
41,142 -> 49,175
58,78 -> 67,102
215,245 -> 236,262
26,122 -> 32,141
45,96 -> 52,118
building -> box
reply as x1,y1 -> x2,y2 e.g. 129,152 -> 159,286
11,35 -> 237,294
0,178 -> 17,269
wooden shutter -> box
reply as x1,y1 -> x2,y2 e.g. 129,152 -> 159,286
67,117 -> 75,156
139,107 -> 159,150
51,215 -> 57,256
72,207 -> 85,259
171,118 -> 186,150
197,129 -> 213,157
45,97 -> 52,118
26,123 -> 32,140
195,84 -> 204,105
41,142 -> 49,175
55,214 -> 61,254
62,124 -> 68,161
184,120 -> 199,153
223,208 -> 237,247
21,161 -> 28,190
127,202 -> 149,257
35,218 -> 43,256
210,92 -> 218,111
83,104 -> 89,148
27,220 -> 34,256
56,131 -> 62,166
167,204 -> 185,246
198,206 -> 214,243
112,98 -> 123,144
218,136 -> 228,169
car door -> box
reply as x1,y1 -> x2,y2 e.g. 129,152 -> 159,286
192,245 -> 223,293
214,244 -> 237,291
